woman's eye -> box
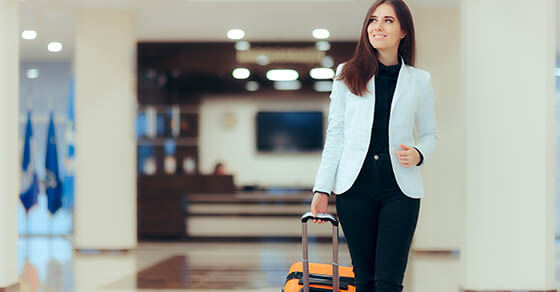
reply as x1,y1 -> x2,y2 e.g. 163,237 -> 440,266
369,18 -> 392,24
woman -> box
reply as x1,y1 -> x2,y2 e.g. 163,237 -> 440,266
309,0 -> 438,291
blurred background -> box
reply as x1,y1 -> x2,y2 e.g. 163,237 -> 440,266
0,0 -> 558,291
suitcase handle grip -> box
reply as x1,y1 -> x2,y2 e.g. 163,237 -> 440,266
301,211 -> 340,292
301,211 -> 338,226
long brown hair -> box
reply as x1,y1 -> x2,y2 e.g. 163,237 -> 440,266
337,0 -> 415,97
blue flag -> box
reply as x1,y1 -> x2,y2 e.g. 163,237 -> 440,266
63,79 -> 75,210
20,111 -> 39,213
45,112 -> 63,214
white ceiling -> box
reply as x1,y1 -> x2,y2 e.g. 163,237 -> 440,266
17,0 -> 477,62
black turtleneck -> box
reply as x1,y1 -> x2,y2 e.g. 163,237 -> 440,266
370,58 -> 423,165
370,59 -> 401,153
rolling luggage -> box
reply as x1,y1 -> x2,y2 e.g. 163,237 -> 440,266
282,211 -> 356,292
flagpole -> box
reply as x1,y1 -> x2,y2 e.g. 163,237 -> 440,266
21,107 -> 40,233
48,97 -> 53,112
48,102 -> 53,238
46,109 -> 63,234
30,108 -> 39,236
49,214 -> 53,237
25,227 -> 30,260
26,209 -> 29,236
66,79 -> 76,237
25,104 -> 31,237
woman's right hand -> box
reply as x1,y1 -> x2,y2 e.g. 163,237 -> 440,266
310,192 -> 330,224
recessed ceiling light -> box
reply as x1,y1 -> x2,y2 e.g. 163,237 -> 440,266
47,42 -> 63,52
266,69 -> 299,81
232,68 -> 250,79
314,81 -> 333,92
235,41 -> 251,51
321,56 -> 335,68
313,80 -> 332,92
315,41 -> 331,51
26,69 -> 39,79
312,29 -> 330,40
21,30 -> 37,40
273,81 -> 301,91
256,55 -> 270,66
310,68 -> 335,80
246,81 -> 259,91
227,29 -> 245,40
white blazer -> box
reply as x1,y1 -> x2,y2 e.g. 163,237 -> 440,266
312,57 -> 438,199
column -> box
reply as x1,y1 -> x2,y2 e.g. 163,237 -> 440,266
74,9 -> 136,250
0,0 -> 19,289
461,0 -> 556,290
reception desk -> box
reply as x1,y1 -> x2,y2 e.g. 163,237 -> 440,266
137,174 -> 235,239
184,191 -> 342,242
138,177 -> 343,242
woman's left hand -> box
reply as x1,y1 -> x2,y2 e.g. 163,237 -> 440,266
396,144 -> 420,167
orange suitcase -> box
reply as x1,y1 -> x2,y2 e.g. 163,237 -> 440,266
282,212 -> 356,292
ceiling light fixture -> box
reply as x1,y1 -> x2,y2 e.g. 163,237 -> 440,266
266,69 -> 299,81
47,42 -> 63,52
312,29 -> 330,40
227,29 -> 245,40
21,30 -> 37,40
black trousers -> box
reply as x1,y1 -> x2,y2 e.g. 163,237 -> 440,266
335,151 -> 420,292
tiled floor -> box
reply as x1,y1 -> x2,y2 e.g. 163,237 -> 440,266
16,236 -> 560,292
16,236 -> 464,292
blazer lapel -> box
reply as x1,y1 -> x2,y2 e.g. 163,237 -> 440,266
366,56 -> 411,132
389,56 -> 411,117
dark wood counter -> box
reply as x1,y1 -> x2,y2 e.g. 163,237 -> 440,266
139,187 -> 341,242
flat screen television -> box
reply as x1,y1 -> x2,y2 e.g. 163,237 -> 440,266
256,111 -> 323,152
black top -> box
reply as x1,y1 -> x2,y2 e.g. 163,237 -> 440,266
370,58 -> 402,153
315,59 -> 423,197
370,59 -> 423,166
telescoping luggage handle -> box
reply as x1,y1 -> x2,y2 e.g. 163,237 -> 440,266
301,211 -> 339,292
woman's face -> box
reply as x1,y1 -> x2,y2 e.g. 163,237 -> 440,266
367,3 -> 405,52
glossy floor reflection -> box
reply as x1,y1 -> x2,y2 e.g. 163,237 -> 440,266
17,237 -> 560,292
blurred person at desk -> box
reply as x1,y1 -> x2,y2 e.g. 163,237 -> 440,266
213,162 -> 228,175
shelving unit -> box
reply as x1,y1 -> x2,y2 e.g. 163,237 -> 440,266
136,103 -> 208,239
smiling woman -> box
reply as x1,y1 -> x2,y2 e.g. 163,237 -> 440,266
335,0 -> 415,97
309,1 -> 439,292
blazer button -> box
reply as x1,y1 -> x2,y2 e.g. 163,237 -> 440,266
374,155 -> 379,160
